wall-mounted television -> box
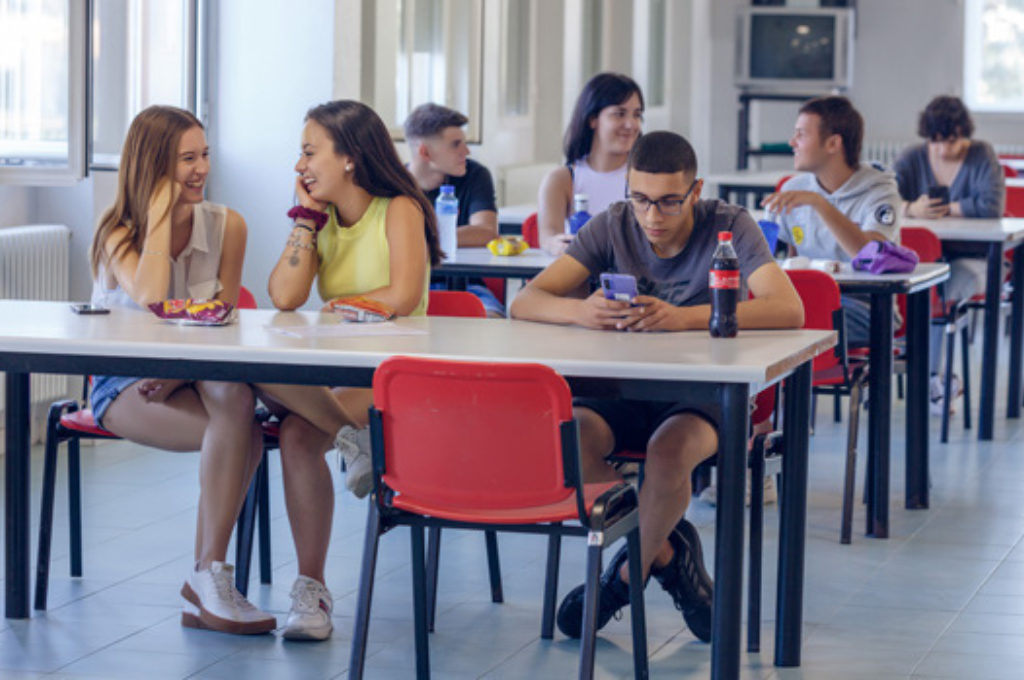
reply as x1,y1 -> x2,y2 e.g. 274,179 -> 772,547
735,7 -> 855,91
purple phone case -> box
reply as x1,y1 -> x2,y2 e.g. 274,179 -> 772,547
600,273 -> 638,303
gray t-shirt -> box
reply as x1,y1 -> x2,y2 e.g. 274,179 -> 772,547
776,164 -> 901,262
566,199 -> 775,306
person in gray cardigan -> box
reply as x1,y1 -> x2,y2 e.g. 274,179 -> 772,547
894,96 -> 1006,414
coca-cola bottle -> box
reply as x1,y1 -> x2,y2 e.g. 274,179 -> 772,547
709,231 -> 740,338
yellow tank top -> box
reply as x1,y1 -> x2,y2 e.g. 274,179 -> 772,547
315,196 -> 429,316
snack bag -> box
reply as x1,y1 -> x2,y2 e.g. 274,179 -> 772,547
327,295 -> 396,322
148,299 -> 235,325
486,236 -> 529,256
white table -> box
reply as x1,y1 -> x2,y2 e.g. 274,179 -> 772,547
497,203 -> 536,234
0,301 -> 834,678
705,169 -> 791,205
831,262 -> 950,537
904,217 -> 1024,440
437,248 -> 555,280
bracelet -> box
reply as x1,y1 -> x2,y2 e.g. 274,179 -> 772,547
293,223 -> 314,234
286,236 -> 316,251
287,205 -> 329,231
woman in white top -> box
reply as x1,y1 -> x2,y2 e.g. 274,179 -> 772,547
89,106 -> 361,637
538,73 -> 645,255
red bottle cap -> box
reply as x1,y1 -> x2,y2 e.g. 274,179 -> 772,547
718,231 -> 733,242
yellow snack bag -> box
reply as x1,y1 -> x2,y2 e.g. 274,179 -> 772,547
486,236 -> 529,256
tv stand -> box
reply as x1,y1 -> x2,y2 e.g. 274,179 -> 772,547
736,92 -> 813,170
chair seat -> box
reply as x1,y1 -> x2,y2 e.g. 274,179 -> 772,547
392,480 -> 620,525
813,362 -> 867,387
260,421 -> 280,438
59,409 -> 119,438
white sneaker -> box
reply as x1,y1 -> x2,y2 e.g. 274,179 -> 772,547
929,374 -> 962,417
698,476 -> 777,507
336,425 -> 373,499
180,561 -> 276,635
281,575 -> 334,641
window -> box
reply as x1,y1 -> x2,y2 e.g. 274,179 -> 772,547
374,0 -> 484,142
581,1 -> 603,83
501,0 -> 530,117
0,0 -> 86,186
964,0 -> 1024,112
0,0 -> 200,185
91,0 -> 200,168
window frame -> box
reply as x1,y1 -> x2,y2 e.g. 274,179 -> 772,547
0,0 -> 88,187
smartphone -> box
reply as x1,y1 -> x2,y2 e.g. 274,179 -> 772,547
70,303 -> 110,315
600,272 -> 639,304
928,185 -> 950,205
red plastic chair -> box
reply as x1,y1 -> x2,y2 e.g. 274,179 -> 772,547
1001,164 -> 1019,179
774,174 -> 793,194
427,289 -> 487,318
521,212 -> 540,248
34,286 -> 273,609
349,357 -> 647,679
1006,184 -> 1024,218
898,227 -> 971,442
787,269 -> 869,544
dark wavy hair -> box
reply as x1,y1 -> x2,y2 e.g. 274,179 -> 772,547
563,72 -> 644,165
918,95 -> 975,141
799,96 -> 863,169
306,100 -> 442,266
628,131 -> 698,176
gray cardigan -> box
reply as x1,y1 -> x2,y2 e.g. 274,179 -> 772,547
893,140 -> 1006,218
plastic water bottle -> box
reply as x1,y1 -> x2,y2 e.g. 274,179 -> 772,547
567,193 -> 592,236
436,185 -> 458,262
709,232 -> 740,338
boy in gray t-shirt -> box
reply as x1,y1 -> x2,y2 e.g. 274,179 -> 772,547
510,131 -> 803,645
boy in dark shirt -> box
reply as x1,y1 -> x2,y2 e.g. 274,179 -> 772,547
510,131 -> 804,643
405,103 -> 503,315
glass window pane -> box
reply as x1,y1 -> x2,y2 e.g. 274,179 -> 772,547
503,0 -> 530,116
0,0 -> 70,164
647,0 -> 666,107
966,0 -> 1024,111
91,0 -> 194,167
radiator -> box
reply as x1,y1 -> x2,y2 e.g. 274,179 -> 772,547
864,141 -> 1024,169
0,225 -> 73,444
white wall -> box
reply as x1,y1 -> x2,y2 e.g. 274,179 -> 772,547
0,187 -> 32,228
205,0 -> 335,308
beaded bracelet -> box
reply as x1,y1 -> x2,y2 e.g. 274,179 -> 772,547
287,205 -> 329,231
286,236 -> 316,251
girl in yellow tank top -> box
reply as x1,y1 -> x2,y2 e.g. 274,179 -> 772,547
265,103 -> 443,628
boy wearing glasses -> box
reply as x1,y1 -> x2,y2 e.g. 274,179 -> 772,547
510,131 -> 803,643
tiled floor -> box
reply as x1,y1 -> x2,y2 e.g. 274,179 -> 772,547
2,361 -> 1024,678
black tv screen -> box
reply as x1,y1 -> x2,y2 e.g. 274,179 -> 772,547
750,15 -> 836,80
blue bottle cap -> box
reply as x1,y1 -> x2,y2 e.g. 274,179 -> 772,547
440,184 -> 455,194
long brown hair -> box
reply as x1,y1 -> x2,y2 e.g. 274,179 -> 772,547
306,100 -> 442,266
90,105 -> 203,277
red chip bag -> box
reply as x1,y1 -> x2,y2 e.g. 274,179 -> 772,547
326,296 -> 396,322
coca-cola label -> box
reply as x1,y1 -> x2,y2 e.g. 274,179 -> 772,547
709,271 -> 740,290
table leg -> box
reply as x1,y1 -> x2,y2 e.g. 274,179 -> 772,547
5,371 -> 31,619
979,242 -> 1004,440
1008,246 -> 1024,419
775,362 -> 811,667
711,383 -> 750,680
905,290 -> 930,509
867,295 -> 894,538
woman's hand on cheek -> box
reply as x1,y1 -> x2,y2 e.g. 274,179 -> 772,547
294,176 -> 328,213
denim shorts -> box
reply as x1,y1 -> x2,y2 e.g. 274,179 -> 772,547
90,375 -> 141,428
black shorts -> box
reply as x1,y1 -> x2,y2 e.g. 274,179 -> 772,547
573,398 -> 719,454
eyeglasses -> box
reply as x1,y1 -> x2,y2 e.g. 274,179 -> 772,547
627,180 -> 699,216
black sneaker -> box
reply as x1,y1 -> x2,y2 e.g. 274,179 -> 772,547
652,518 -> 714,643
555,543 -> 633,639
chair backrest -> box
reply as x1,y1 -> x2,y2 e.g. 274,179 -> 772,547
1002,163 -> 1019,179
238,286 -> 258,310
1006,185 -> 1024,218
427,290 -> 487,318
521,212 -> 539,248
899,227 -> 941,264
774,174 -> 793,194
372,356 -> 577,512
785,269 -> 843,373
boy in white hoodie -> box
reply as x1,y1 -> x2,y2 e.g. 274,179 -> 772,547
763,95 -> 901,346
